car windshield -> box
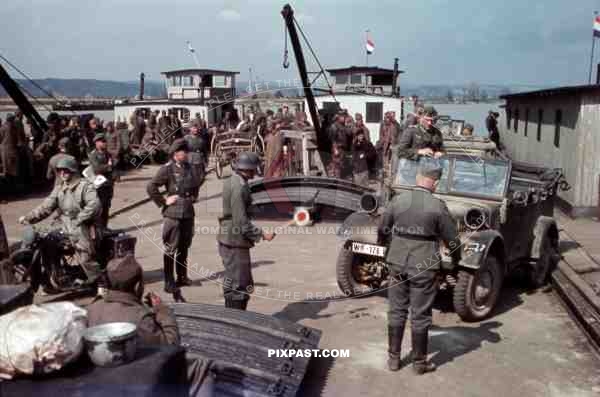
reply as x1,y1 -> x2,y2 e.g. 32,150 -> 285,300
393,156 -> 509,199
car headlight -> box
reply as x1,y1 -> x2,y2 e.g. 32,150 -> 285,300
359,193 -> 379,213
464,208 -> 487,230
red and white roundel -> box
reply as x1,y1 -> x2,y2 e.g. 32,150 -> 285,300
293,207 -> 312,227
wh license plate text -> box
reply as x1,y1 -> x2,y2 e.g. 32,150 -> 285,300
351,242 -> 386,257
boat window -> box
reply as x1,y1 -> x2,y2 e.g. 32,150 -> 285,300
350,74 -> 362,84
537,109 -> 543,142
213,75 -> 227,88
524,108 -> 529,137
186,76 -> 194,87
365,102 -> 383,123
513,108 -> 519,133
554,109 -> 562,148
335,74 -> 348,84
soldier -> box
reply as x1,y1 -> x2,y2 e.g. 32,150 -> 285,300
89,133 -> 114,229
397,106 -> 444,161
462,123 -> 474,136
351,130 -> 376,187
0,114 -> 20,180
378,160 -> 461,374
217,152 -> 275,310
18,157 -> 103,289
87,254 -> 180,345
486,111 -> 500,147
183,122 -> 207,199
47,137 -> 76,184
147,139 -> 196,293
353,113 -> 370,142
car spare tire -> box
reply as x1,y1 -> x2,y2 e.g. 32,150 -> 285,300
336,246 -> 385,298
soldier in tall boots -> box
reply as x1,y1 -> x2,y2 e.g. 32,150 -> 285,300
217,152 -> 275,310
378,160 -> 461,374
89,133 -> 114,229
147,139 -> 196,293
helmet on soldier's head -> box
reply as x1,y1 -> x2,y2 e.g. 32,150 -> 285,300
235,152 -> 259,171
56,157 -> 79,173
423,106 -> 438,118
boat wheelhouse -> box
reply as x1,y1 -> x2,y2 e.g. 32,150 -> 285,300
114,67 -> 239,126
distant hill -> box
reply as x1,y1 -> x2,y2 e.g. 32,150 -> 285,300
0,78 -> 547,100
0,78 -> 166,99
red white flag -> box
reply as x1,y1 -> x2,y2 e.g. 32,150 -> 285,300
366,31 -> 375,54
594,15 -> 600,37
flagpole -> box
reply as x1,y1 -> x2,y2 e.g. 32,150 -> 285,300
589,11 -> 598,85
365,30 -> 369,67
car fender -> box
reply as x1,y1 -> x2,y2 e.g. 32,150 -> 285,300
530,216 -> 559,260
337,211 -> 382,246
459,229 -> 505,270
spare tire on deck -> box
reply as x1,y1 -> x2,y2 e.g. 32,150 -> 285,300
170,303 -> 322,397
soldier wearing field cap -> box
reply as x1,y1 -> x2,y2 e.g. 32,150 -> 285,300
397,106 -> 444,161
89,133 -> 114,229
378,159 -> 461,374
147,139 -> 196,293
217,152 -> 275,310
184,121 -> 207,199
87,254 -> 180,345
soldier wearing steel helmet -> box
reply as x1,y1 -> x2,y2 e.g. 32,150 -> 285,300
397,106 -> 445,161
47,137 -> 77,185
217,152 -> 275,310
19,157 -> 103,290
147,139 -> 197,293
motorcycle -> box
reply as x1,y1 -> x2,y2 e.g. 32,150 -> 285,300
10,224 -> 136,295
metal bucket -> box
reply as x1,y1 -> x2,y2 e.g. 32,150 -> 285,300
83,322 -> 137,367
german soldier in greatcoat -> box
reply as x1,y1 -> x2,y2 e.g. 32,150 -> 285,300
147,139 -> 196,293
378,160 -> 461,374
217,152 -> 275,310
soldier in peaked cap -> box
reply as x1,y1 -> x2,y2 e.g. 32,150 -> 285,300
147,138 -> 197,293
217,152 -> 276,310
88,133 -> 114,229
378,158 -> 461,374
397,105 -> 444,163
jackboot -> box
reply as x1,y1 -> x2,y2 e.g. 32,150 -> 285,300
412,330 -> 436,375
163,254 -> 176,293
224,297 -> 235,308
240,299 -> 249,311
175,250 -> 192,286
387,325 -> 404,371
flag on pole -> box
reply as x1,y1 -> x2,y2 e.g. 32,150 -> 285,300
187,41 -> 195,53
594,15 -> 600,37
366,31 -> 375,54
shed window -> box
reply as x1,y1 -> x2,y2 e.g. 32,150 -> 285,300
365,102 -> 384,123
524,108 -> 529,137
335,74 -> 348,84
513,108 -> 519,133
554,109 -> 562,148
350,74 -> 362,84
506,108 -> 512,130
537,109 -> 543,142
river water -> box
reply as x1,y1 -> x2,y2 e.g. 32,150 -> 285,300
0,102 -> 503,137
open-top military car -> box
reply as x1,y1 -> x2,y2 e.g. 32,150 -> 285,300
336,137 -> 568,322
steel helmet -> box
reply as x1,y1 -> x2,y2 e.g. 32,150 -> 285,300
56,157 -> 79,173
235,152 -> 259,171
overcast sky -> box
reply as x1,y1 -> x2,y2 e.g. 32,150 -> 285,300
2,0 -> 600,86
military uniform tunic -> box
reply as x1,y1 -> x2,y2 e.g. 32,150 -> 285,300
24,177 -> 102,281
397,125 -> 444,161
184,134 -> 207,197
88,149 -> 114,228
378,187 -> 460,331
217,172 -> 263,302
147,161 -> 196,285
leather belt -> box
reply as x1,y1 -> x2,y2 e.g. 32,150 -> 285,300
394,233 -> 437,242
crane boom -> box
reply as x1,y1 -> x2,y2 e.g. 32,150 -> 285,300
281,4 -> 322,139
0,62 -> 47,133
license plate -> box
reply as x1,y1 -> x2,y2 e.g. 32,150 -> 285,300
351,242 -> 386,257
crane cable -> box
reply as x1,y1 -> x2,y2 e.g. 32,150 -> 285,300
283,24 -> 290,69
292,17 -> 337,102
0,52 -> 76,115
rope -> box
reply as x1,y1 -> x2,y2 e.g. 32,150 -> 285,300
292,17 -> 337,102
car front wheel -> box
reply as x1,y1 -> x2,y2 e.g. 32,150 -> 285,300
453,255 -> 504,322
